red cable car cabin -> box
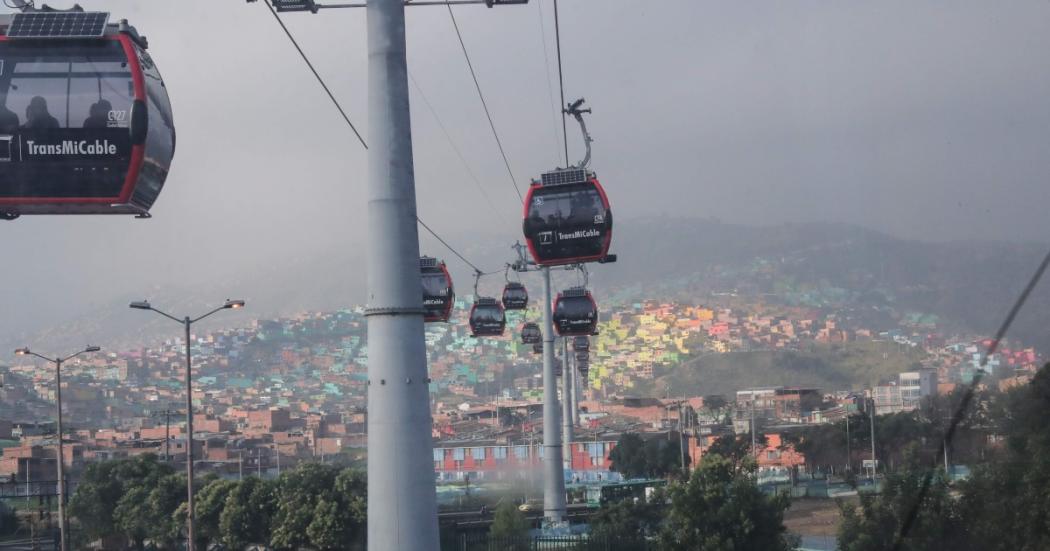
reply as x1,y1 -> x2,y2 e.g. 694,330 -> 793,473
420,256 -> 454,323
469,297 -> 505,337
577,358 -> 589,378
0,11 -> 175,220
502,281 -> 528,310
520,321 -> 541,345
522,167 -> 612,266
552,287 -> 598,336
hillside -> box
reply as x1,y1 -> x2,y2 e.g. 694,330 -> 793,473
7,217 -> 1049,356
648,341 -> 929,397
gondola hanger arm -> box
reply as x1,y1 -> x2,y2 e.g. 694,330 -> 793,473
564,98 -> 593,169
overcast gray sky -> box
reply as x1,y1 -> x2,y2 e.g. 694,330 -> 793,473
3,1 -> 1050,341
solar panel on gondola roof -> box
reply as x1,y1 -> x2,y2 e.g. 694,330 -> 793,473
7,12 -> 109,39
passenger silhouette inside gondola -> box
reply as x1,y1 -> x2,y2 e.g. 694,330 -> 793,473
83,99 -> 112,129
23,96 -> 59,130
0,103 -> 17,134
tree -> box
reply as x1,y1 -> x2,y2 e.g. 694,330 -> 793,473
270,463 -> 367,550
589,497 -> 662,548
489,500 -> 529,547
306,469 -> 367,550
658,453 -> 796,551
0,501 -> 18,537
69,454 -> 176,547
112,473 -> 183,551
838,445 -> 961,551
220,477 -> 274,549
707,433 -> 766,473
195,478 -> 238,548
609,432 -> 688,480
609,433 -> 647,479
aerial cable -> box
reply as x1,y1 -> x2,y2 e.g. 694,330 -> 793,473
536,0 -> 563,165
263,0 -> 368,149
408,71 -> 510,227
553,0 -> 569,167
445,1 -> 524,203
260,2 -> 496,281
894,246 -> 1050,550
416,217 -> 497,277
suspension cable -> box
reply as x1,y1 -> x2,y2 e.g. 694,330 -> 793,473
263,0 -> 368,149
446,2 -> 523,203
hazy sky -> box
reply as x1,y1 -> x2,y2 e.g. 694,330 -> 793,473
3,1 -> 1050,341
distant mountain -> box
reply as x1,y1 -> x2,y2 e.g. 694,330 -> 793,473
6,217 -> 1049,356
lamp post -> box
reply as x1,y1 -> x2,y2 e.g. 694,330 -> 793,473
129,299 -> 245,551
15,345 -> 101,551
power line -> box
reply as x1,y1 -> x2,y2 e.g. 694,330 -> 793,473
408,71 -> 509,227
553,0 -> 569,167
445,2 -> 524,203
263,0 -> 368,149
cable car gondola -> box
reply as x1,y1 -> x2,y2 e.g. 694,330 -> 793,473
522,167 -> 611,266
469,297 -> 505,337
0,10 -> 176,219
574,350 -> 588,363
501,281 -> 528,310
520,322 -> 541,345
420,256 -> 454,323
577,359 -> 589,378
553,287 -> 598,336
532,341 -> 543,355
572,336 -> 590,351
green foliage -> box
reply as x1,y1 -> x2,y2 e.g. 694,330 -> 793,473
0,500 -> 18,537
270,463 -> 366,550
195,478 -> 238,548
219,477 -> 274,549
838,364 -> 1050,551
489,500 -> 529,545
837,445 -> 960,551
707,433 -> 764,473
68,454 -> 175,546
112,473 -> 183,550
69,457 -> 365,550
658,454 -> 796,551
589,496 -> 661,546
609,432 -> 689,480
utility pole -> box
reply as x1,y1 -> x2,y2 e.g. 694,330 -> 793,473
751,392 -> 757,457
562,337 -> 573,472
845,411 -> 851,473
152,408 -> 178,462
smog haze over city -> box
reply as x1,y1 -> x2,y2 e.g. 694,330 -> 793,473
4,2 -> 1050,549
3,1 -> 1050,346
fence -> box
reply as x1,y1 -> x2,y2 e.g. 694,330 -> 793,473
440,532 -> 653,551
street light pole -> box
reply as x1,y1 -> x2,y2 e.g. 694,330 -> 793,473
869,397 -> 877,481
129,299 -> 244,551
15,345 -> 100,551
845,411 -> 851,473
55,357 -> 65,549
